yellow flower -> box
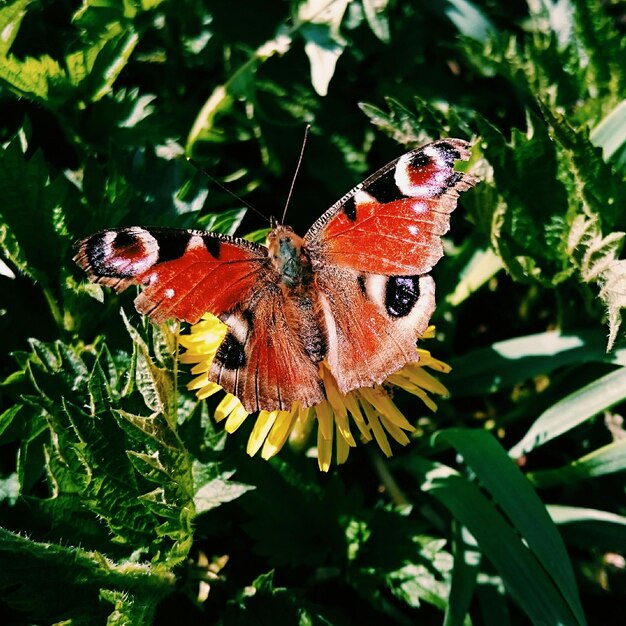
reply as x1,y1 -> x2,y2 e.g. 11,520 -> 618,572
179,314 -> 450,471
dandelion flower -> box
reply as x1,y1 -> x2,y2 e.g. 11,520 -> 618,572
179,314 -> 450,471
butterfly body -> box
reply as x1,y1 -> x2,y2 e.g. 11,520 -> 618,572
75,139 -> 477,412
267,226 -> 314,291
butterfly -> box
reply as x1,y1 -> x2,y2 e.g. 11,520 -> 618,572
74,139 -> 477,413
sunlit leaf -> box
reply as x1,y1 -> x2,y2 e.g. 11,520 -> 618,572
509,366 -> 626,457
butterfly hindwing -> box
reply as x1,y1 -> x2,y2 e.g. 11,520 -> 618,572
211,297 -> 324,412
315,265 -> 436,394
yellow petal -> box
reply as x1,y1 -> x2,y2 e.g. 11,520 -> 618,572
247,410 -> 279,457
215,394 -> 243,422
335,426 -> 351,465
343,394 -> 372,441
378,416 -> 411,446
317,423 -> 333,472
359,387 -> 415,432
262,406 -> 299,459
225,402 -> 249,433
360,399 -> 392,457
315,399 -> 334,441
334,408 -> 356,447
190,361 -> 211,374
420,325 -> 436,340
289,406 -> 314,449
196,382 -> 223,400
188,373 -> 210,390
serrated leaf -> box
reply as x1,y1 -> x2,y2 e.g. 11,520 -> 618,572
0,50 -> 67,101
477,115 -> 572,285
0,139 -> 74,285
0,526 -> 173,623
0,0 -> 28,56
121,310 -> 174,418
567,214 -> 626,348
194,472 -> 255,515
100,588 -> 157,626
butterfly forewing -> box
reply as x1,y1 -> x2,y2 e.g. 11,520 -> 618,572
74,227 -> 269,324
305,139 -> 477,275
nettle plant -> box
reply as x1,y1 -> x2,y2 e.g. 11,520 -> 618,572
0,0 -> 625,624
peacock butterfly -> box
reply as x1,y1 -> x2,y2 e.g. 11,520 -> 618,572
74,139 -> 477,412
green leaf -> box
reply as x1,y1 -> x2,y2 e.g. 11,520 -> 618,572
434,429 -> 585,625
186,26 -> 292,151
408,456 -> 584,626
193,470 -> 255,515
0,472 -> 19,505
121,310 -> 175,419
301,22 -> 346,97
298,0 -> 349,96
198,207 -> 247,235
548,506 -> 626,553
0,49 -> 67,102
448,329 -> 626,397
0,526 -> 174,619
567,214 -> 626,350
0,138 -> 73,284
443,0 -> 495,43
83,30 -> 139,102
362,0 -> 390,42
548,505 -> 626,527
445,525 -> 480,626
0,0 -> 28,56
445,246 -> 503,307
529,437 -> 626,488
477,115 -> 572,285
509,366 -> 626,457
590,99 -> 626,166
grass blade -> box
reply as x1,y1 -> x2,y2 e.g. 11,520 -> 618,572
509,366 -> 626,457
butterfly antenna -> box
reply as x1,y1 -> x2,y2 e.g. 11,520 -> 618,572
281,124 -> 311,225
187,157 -> 270,225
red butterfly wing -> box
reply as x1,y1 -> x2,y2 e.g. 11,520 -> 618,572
305,139 -> 477,275
210,298 -> 324,412
74,227 -> 324,411
305,139 -> 477,395
74,227 -> 269,324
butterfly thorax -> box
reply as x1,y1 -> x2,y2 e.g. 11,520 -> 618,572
266,225 -> 313,291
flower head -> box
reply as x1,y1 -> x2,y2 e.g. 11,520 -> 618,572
179,314 -> 450,471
